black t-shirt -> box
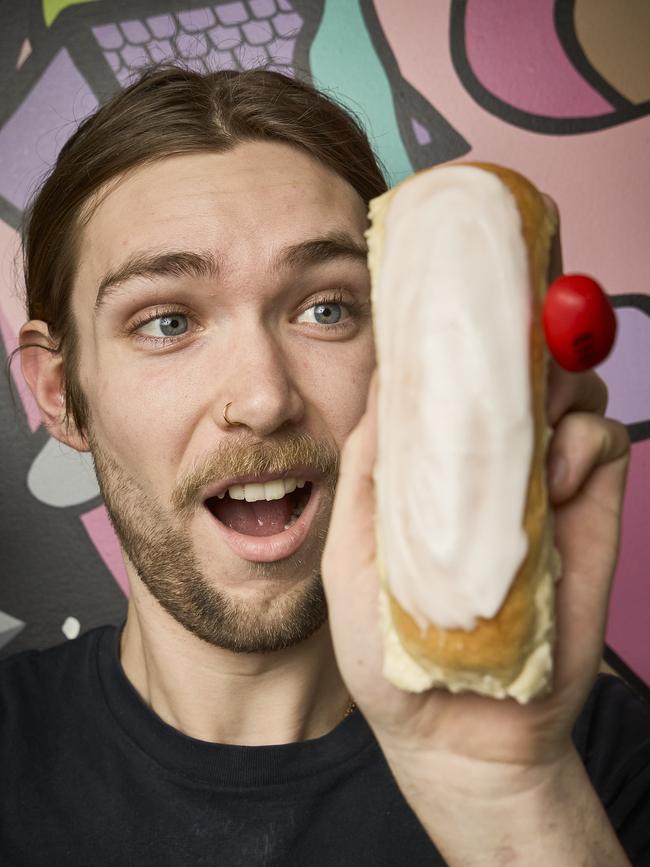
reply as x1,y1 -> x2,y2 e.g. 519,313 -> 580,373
0,623 -> 648,866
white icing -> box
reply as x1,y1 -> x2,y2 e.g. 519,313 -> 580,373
372,166 -> 533,631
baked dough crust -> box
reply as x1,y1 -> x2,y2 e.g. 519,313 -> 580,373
367,163 -> 560,703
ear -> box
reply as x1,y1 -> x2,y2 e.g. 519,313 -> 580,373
19,320 -> 90,453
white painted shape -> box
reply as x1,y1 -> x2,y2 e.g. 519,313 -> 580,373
62,616 -> 80,640
27,437 -> 99,507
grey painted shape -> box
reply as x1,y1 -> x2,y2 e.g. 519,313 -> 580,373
27,438 -> 99,508
0,611 -> 26,652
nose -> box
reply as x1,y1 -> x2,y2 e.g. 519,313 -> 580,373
215,325 -> 305,437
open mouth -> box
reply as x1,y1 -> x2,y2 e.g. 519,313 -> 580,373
205,482 -> 313,538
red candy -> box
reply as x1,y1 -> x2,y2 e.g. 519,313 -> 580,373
542,274 -> 617,372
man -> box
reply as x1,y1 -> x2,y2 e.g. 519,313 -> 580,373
3,65 -> 648,865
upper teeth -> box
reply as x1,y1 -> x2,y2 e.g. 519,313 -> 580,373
218,477 -> 307,502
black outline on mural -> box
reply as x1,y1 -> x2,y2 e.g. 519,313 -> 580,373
449,0 -> 650,135
359,0 -> 470,169
289,0 -> 324,83
612,294 -> 650,316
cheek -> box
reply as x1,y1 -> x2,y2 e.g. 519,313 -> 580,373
85,355 -> 205,481
301,337 -> 376,446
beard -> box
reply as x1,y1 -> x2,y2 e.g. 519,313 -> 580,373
88,428 -> 340,653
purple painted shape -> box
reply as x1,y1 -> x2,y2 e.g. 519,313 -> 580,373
146,14 -> 177,39
267,36 -> 294,65
411,117 -> 431,145
175,31 -> 209,58
216,2 -> 248,26
104,50 -> 122,73
273,11 -> 302,38
185,56 -> 208,74
464,0 -> 613,117
606,438 -> 650,685
120,19 -> 150,45
115,67 -> 133,87
597,306 -> 650,426
121,44 -> 150,69
92,23 -> 124,50
0,50 -> 98,211
242,19 -> 273,45
208,24 -> 241,50
250,0 -> 276,18
177,7 -> 215,31
266,64 -> 293,77
148,39 -> 174,64
81,506 -> 129,598
277,0 -> 294,10
236,42 -> 268,69
206,48 -> 238,70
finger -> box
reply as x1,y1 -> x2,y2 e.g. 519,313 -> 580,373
546,412 -> 630,505
546,363 -> 609,424
551,441 -> 630,693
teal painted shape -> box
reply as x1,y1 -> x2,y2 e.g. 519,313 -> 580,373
309,0 -> 413,187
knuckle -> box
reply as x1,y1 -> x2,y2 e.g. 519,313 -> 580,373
597,418 -> 630,464
554,412 -> 603,461
611,418 -> 631,454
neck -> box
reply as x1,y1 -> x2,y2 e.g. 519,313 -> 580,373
119,597 -> 351,747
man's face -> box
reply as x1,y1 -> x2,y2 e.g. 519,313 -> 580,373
71,141 -> 376,651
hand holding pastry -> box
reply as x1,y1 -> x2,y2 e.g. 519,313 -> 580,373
320,163 -> 631,865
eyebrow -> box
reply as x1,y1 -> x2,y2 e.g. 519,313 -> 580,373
93,230 -> 368,312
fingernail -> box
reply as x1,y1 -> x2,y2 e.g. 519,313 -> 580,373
549,456 -> 567,492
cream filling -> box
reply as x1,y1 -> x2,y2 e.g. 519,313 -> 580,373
378,567 -> 554,703
371,166 -> 533,631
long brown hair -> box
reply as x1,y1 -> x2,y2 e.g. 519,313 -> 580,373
21,64 -> 388,433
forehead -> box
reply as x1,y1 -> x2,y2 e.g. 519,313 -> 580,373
76,141 -> 368,289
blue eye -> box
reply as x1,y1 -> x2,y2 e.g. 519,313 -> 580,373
300,298 -> 353,327
159,314 -> 188,336
139,313 -> 189,338
312,301 -> 343,325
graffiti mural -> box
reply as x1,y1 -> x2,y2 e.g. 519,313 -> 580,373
1,0 -> 648,688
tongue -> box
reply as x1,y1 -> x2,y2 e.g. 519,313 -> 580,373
211,493 -> 295,537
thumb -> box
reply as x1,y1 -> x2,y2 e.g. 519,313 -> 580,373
321,368 -> 388,700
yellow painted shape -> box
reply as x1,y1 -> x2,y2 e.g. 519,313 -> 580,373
575,0 -> 650,103
43,0 -> 97,28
